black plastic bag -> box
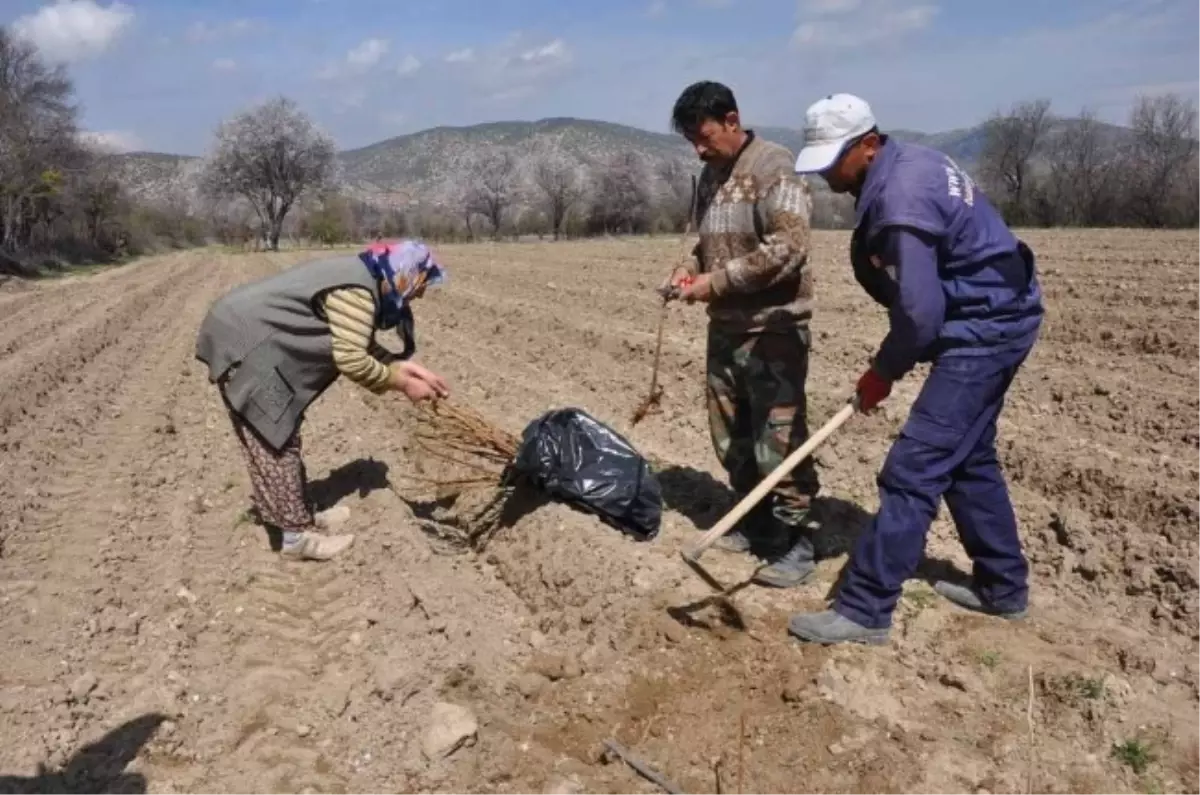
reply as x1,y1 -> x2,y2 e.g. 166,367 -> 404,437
512,408 -> 662,541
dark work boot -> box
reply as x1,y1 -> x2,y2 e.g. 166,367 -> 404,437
933,580 -> 1028,620
752,529 -> 816,587
752,505 -> 817,588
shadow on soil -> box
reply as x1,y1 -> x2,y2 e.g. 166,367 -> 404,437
659,464 -> 884,611
657,464 -> 873,557
0,712 -> 166,794
309,457 -> 392,508
400,478 -> 553,551
819,540 -> 977,603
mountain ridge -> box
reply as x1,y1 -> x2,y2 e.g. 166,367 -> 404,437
111,114 -> 1131,218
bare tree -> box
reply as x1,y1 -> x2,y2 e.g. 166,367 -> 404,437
463,151 -> 515,240
75,152 -> 128,248
0,28 -> 84,254
200,96 -> 336,251
587,152 -> 652,235
1042,109 -> 1120,226
532,154 -> 583,240
979,98 -> 1053,223
656,158 -> 695,232
1123,93 -> 1200,227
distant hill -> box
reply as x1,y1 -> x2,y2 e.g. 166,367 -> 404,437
111,115 -> 1131,215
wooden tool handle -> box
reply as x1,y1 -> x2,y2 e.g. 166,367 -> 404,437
682,399 -> 858,562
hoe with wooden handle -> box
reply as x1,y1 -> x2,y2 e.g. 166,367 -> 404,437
681,398 -> 859,571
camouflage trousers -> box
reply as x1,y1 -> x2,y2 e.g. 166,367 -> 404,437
706,325 -> 820,526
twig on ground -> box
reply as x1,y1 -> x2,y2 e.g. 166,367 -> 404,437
602,738 -> 684,794
737,689 -> 746,795
1026,663 -> 1036,794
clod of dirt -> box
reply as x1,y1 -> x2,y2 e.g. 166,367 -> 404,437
543,775 -> 583,794
515,672 -> 549,699
1118,647 -> 1157,676
1050,507 -> 1092,549
372,663 -> 415,703
781,673 -> 808,703
660,619 -> 686,645
937,666 -> 979,694
530,653 -> 582,681
422,701 -> 478,761
1074,549 -> 1106,582
68,672 -> 98,703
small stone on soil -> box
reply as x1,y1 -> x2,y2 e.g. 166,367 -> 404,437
781,673 -> 807,703
543,775 -> 582,794
421,702 -> 478,760
516,672 -> 548,699
530,653 -> 568,681
68,672 -> 98,703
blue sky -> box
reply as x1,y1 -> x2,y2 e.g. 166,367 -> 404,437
3,0 -> 1196,155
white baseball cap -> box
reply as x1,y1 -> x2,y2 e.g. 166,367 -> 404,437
793,93 -> 877,174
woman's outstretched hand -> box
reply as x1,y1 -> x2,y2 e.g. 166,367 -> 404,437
390,360 -> 450,403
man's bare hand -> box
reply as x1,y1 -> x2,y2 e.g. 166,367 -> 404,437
678,273 -> 714,303
657,267 -> 697,302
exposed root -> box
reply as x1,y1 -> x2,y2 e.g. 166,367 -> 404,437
413,399 -> 519,479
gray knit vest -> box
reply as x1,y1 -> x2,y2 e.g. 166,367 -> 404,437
196,255 -> 381,451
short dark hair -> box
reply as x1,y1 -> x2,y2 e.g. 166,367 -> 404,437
671,81 -> 738,136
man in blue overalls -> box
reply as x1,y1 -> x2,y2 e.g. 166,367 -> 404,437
788,94 -> 1045,645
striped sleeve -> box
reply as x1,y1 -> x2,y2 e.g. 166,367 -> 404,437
322,287 -> 393,394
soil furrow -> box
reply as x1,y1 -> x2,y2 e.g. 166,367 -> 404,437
0,233 -> 1195,794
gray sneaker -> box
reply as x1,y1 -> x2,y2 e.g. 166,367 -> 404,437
712,503 -> 781,555
753,533 -> 817,588
788,609 -> 890,646
933,580 -> 1027,620
714,526 -> 753,553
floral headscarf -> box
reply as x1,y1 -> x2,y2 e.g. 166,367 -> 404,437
358,238 -> 446,358
358,238 -> 446,327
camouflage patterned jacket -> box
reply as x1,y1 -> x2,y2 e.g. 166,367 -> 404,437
686,131 -> 814,333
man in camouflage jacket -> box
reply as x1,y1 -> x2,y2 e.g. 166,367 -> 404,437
665,80 -> 820,587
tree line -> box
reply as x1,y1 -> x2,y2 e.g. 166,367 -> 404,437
1,23 -> 1195,275
978,96 -> 1199,228
0,29 -> 210,274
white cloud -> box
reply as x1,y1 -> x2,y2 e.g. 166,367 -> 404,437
770,0 -> 1196,134
519,39 -> 568,64
396,54 -> 422,76
347,37 -> 389,69
212,58 -> 237,72
12,0 -> 134,63
185,18 -> 256,43
77,129 -> 143,153
318,37 -> 391,79
645,0 -> 667,18
446,35 -> 573,108
791,0 -> 935,49
799,0 -> 861,14
444,47 -> 475,63
696,0 -> 732,7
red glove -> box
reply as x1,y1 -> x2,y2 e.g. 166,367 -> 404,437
856,367 -> 892,412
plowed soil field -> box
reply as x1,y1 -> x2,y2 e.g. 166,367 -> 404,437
1,229 -> 1196,794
